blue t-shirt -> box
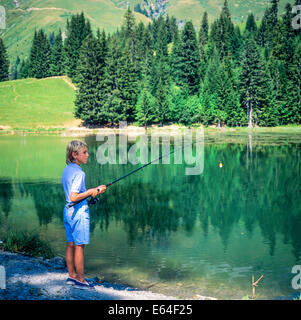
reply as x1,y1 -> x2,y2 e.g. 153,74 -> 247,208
62,162 -> 87,204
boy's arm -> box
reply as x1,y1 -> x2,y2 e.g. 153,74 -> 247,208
70,185 -> 106,203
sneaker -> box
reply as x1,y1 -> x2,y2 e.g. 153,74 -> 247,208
66,277 -> 77,285
74,279 -> 95,290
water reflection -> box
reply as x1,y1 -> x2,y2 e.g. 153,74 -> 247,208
0,179 -> 13,218
1,136 -> 300,263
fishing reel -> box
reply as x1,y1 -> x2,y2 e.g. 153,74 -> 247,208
88,196 -> 99,207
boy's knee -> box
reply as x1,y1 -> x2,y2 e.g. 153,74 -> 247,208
75,244 -> 85,249
67,241 -> 75,248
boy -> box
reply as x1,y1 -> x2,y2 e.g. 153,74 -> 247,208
62,140 -> 106,289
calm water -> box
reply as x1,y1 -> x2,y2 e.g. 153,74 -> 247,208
0,132 -> 301,299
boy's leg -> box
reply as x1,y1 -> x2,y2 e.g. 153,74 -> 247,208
74,244 -> 86,283
66,242 -> 77,279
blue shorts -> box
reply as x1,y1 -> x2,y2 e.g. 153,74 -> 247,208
63,201 -> 90,245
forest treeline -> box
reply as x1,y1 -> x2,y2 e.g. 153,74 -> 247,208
0,0 -> 300,127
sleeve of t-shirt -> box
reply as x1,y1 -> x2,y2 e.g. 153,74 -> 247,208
70,171 -> 85,193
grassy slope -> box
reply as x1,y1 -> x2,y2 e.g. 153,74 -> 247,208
166,0 -> 295,25
0,0 -> 295,63
0,76 -> 79,128
0,0 -> 150,63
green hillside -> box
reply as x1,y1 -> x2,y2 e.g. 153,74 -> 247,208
0,0 -> 150,63
166,0 -> 295,25
0,76 -> 79,129
0,0 -> 296,64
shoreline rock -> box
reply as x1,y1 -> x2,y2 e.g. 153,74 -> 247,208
0,250 -> 216,300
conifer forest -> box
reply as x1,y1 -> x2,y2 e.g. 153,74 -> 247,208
1,0 -> 301,128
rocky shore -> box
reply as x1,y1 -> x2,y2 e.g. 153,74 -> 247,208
0,250 -> 181,300
0,250 -> 217,300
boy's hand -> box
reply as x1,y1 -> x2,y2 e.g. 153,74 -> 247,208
90,188 -> 99,198
90,185 -> 106,198
97,185 -> 106,194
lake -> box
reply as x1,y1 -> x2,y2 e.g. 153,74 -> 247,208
0,131 -> 300,299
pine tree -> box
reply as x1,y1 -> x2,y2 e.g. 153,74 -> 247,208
151,16 -> 162,48
182,21 -> 201,94
169,84 -> 188,122
222,0 -> 232,20
49,32 -> 55,47
11,56 -> 20,80
136,21 -> 146,61
121,8 -> 141,77
150,57 -> 171,124
63,12 -> 92,81
121,7 -> 136,40
168,16 -> 178,43
283,3 -> 294,39
28,29 -> 51,78
239,38 -> 270,127
277,43 -> 301,125
199,49 -> 221,125
267,10 -> 296,125
259,65 -> 279,126
165,15 -> 173,44
74,35 -> 107,125
135,85 -> 157,129
0,37 -> 9,82
155,17 -> 168,57
219,57 -> 246,126
257,8 -> 269,47
209,1 -> 234,59
289,43 -> 301,123
170,28 -> 184,85
18,59 -> 30,79
148,17 -> 171,126
270,20 -> 294,68
171,21 -> 200,95
104,36 -> 123,124
199,12 -> 209,47
155,77 -> 171,126
104,36 -> 139,124
258,0 -> 279,48
245,13 -> 257,34
230,26 -> 243,65
179,95 -> 201,126
269,0 -> 279,28
218,0 -> 235,59
50,29 -> 63,76
117,43 -> 140,121
140,27 -> 154,80
199,42 -> 207,84
209,19 -> 220,45
99,29 -> 108,60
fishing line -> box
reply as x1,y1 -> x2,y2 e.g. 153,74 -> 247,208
67,136 -> 204,208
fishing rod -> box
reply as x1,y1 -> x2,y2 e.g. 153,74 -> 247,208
67,137 -> 203,208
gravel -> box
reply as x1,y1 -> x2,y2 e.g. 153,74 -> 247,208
0,250 -> 182,300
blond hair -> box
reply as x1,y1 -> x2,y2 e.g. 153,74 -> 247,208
66,140 -> 87,165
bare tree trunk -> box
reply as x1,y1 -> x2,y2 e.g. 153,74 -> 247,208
248,102 -> 253,128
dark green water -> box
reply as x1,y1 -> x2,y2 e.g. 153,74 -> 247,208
0,132 -> 301,299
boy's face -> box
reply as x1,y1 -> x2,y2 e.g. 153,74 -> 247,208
73,146 -> 89,165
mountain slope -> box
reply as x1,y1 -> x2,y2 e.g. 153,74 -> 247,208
0,0 -> 150,63
0,0 -> 295,64
165,0 -> 295,25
